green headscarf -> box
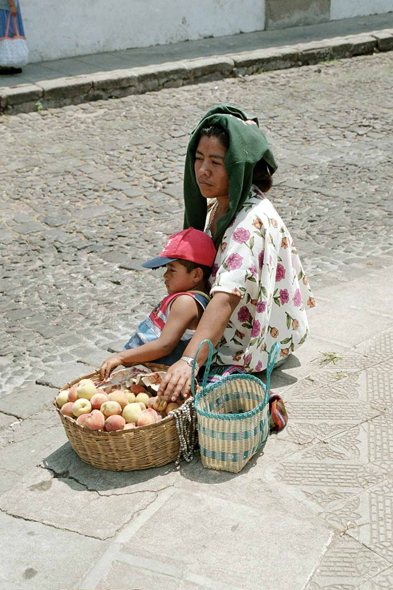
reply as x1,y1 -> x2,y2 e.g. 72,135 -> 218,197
183,105 -> 277,247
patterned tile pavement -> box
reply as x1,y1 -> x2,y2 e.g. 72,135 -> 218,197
265,330 -> 393,589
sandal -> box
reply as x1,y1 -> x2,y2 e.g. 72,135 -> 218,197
0,67 -> 22,75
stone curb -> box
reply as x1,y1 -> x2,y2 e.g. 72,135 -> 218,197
0,29 -> 392,115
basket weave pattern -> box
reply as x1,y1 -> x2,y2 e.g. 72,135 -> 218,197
55,364 -> 191,471
196,375 -> 269,473
192,339 -> 280,474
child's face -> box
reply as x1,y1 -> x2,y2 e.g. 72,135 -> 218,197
163,261 -> 195,295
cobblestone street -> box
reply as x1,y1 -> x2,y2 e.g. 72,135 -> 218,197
1,51 -> 392,394
1,47 -> 393,590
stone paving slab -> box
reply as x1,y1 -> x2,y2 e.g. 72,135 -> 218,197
80,482 -> 331,590
43,453 -> 180,499
0,382 -> 57,419
36,363 -> 95,390
265,424 -> 388,510
305,534 -> 391,588
358,567 -> 393,589
316,265 -> 393,318
0,412 -> 15,430
267,335 -> 350,389
95,560 -> 203,590
0,466 -> 158,540
355,329 -> 393,360
0,413 -> 66,495
322,477 -> 393,565
305,297 -> 393,349
0,513 -> 109,590
120,487 -> 330,590
76,347 -> 112,369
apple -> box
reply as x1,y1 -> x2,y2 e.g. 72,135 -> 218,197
105,415 -> 126,432
130,384 -> 147,394
56,390 -> 70,408
100,401 -> 122,417
135,393 -> 150,407
76,413 -> 90,426
77,379 -> 97,400
90,392 -> 109,410
165,402 -> 179,415
85,410 -> 105,431
60,402 -> 74,417
137,408 -> 158,427
72,398 -> 92,417
68,385 -> 78,403
122,403 -> 142,424
152,397 -> 167,412
108,390 -> 129,409
125,390 -> 136,404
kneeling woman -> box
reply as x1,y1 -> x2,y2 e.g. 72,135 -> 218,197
159,105 -> 315,400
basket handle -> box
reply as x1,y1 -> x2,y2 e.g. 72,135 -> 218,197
265,342 -> 281,395
191,339 -> 214,397
5,15 -> 20,39
5,14 -> 11,38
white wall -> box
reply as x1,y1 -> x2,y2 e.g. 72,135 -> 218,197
331,0 -> 393,20
22,0 -> 265,63
21,1 -> 393,64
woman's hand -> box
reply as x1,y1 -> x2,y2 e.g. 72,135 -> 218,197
100,354 -> 123,381
158,360 -> 194,401
158,293 -> 240,400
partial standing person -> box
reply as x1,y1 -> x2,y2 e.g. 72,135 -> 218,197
0,0 -> 28,75
158,105 -> 315,401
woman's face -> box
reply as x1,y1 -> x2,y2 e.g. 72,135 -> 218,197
194,136 -> 229,201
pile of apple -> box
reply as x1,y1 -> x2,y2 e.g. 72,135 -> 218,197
55,378 -> 180,432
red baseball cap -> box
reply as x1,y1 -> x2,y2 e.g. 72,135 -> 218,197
142,228 -> 216,269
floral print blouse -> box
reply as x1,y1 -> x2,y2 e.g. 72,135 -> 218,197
206,186 -> 315,372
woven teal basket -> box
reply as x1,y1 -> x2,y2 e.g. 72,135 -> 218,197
192,340 -> 281,473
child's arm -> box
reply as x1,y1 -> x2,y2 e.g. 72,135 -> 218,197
99,295 -> 201,380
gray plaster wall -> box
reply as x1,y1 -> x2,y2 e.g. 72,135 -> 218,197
265,0 -> 393,29
265,0 -> 331,29
20,0 -> 393,63
22,0 -> 266,63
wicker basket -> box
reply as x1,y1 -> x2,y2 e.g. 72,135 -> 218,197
54,363 -> 195,471
192,340 -> 280,473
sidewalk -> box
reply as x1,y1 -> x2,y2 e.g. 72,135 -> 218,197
1,12 -> 393,114
1,265 -> 393,589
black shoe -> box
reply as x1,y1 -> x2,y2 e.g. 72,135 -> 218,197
0,67 -> 22,75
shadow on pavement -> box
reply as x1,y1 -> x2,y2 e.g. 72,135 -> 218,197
178,442 -> 269,484
42,442 -> 179,491
255,354 -> 300,390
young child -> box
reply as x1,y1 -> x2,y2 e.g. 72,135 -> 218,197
99,228 -> 216,380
